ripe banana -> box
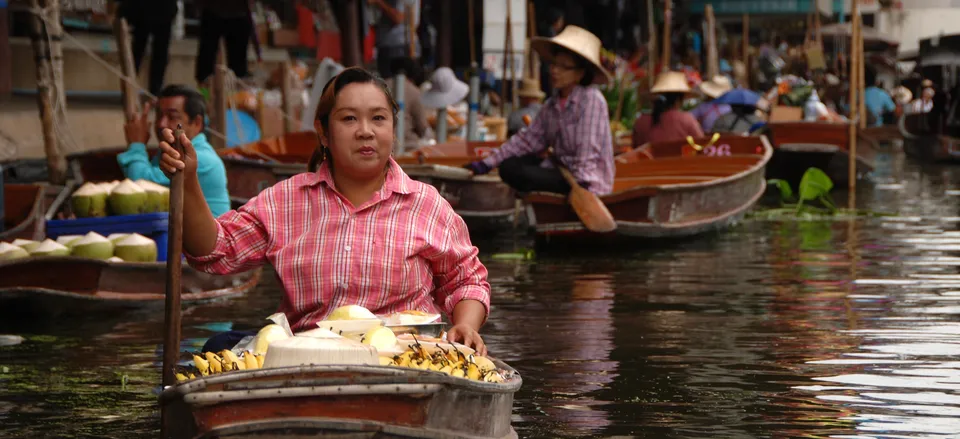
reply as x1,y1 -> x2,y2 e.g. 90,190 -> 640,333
451,367 -> 465,378
175,372 -> 189,382
466,363 -> 481,380
243,351 -> 258,370
205,352 -> 223,373
255,354 -> 265,368
379,356 -> 395,366
193,354 -> 210,376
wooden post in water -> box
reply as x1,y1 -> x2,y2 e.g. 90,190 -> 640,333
212,41 -> 227,149
847,0 -> 860,206
159,124 -> 185,439
438,0 -> 452,67
705,4 -> 718,79
27,0 -> 67,185
527,1 -> 538,79
857,17 -> 866,130
0,3 -> 12,101
662,0 -> 672,68
647,0 -> 656,89
500,0 -> 512,116
281,60 -> 294,134
742,14 -> 750,88
113,16 -> 140,118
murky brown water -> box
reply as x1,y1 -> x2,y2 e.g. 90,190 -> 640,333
4,148 -> 960,438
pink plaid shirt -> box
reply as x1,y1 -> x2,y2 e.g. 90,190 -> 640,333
186,158 -> 491,332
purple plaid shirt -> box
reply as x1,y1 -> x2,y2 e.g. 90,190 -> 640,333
482,86 -> 615,195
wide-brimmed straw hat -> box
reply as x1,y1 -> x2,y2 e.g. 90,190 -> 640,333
517,78 -> 546,99
530,25 -> 611,85
651,71 -> 691,94
699,75 -> 733,99
421,67 -> 469,109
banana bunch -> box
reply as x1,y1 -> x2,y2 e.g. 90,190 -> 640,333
175,350 -> 265,382
382,340 -> 504,383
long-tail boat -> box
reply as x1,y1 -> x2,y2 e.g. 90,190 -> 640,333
394,141 -> 519,224
159,361 -> 521,438
1,183 -> 52,242
526,134 -> 772,242
765,121 -> 878,187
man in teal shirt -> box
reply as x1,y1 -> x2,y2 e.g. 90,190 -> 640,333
864,70 -> 896,127
119,84 -> 230,217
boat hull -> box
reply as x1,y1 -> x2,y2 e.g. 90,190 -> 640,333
160,364 -> 521,439
1,183 -> 47,241
766,121 -> 878,187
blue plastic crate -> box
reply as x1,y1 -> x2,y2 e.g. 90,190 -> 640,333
46,212 -> 170,262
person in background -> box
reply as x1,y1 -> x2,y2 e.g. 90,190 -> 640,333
386,57 -> 429,151
119,84 -> 230,217
863,69 -> 896,127
195,0 -> 253,85
538,7 -> 565,95
909,87 -> 935,114
632,71 -> 704,147
465,26 -> 614,196
371,0 -> 421,79
117,0 -> 178,96
421,67 -> 470,144
712,104 -> 762,135
689,75 -> 732,132
507,78 -> 546,137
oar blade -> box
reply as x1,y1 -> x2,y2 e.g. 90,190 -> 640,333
568,187 -> 617,233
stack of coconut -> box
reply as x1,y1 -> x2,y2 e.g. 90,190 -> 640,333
0,232 -> 158,262
71,179 -> 170,217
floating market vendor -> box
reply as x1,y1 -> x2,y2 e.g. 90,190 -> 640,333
507,78 -> 546,137
464,26 -> 615,195
156,68 -> 491,355
690,75 -> 733,132
119,84 -> 230,217
632,71 -> 704,148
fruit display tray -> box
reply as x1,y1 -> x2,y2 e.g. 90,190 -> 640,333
46,213 -> 170,262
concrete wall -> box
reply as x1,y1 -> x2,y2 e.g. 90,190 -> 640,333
872,4 -> 960,55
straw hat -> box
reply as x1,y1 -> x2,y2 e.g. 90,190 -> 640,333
517,78 -> 546,100
650,71 -> 691,94
698,75 -> 733,99
530,25 -> 611,85
921,79 -> 934,88
421,67 -> 470,109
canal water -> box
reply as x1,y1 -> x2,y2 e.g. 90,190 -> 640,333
3,149 -> 960,438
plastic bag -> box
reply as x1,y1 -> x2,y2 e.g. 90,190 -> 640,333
229,313 -> 294,354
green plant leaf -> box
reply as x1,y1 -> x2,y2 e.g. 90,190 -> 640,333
798,168 -> 834,201
767,179 -> 794,201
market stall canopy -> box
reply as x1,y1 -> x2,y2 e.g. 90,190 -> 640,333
818,22 -> 899,48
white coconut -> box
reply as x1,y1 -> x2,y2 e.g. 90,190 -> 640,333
134,179 -> 165,213
28,239 -> 70,257
70,232 -> 115,260
141,181 -> 170,212
11,239 -> 40,252
0,242 -> 30,260
107,233 -> 130,243
55,235 -> 84,248
327,305 -> 377,321
106,256 -> 124,263
108,179 -> 148,216
70,182 -> 109,218
113,233 -> 157,262
98,180 -> 120,194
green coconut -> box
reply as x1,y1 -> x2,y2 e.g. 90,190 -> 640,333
136,180 -> 170,212
106,256 -> 124,263
55,235 -> 84,248
11,239 -> 40,252
107,233 -> 130,244
108,179 -> 148,216
98,180 -> 120,195
29,239 -> 70,257
0,242 -> 30,261
70,232 -> 114,260
71,182 -> 109,218
114,233 -> 157,262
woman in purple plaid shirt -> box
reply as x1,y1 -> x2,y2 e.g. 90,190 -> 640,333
465,26 -> 615,196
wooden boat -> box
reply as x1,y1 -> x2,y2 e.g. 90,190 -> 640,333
526,135 -> 772,241
159,362 -> 521,438
0,257 -> 261,319
765,121 -> 879,187
394,141 -> 519,223
217,131 -> 316,206
1,183 -> 47,242
899,107 -> 960,162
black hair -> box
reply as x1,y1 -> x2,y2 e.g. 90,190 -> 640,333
308,67 -> 399,172
550,46 -> 595,87
652,92 -> 684,126
387,57 -> 425,85
158,84 -> 206,127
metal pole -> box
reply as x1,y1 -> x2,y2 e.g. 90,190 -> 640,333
467,70 -> 480,141
436,108 -> 448,143
394,73 -> 406,154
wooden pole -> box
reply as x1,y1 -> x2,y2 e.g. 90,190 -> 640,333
0,4 -> 12,101
814,10 -> 822,48
438,0 -> 452,67
527,1 -> 537,80
113,17 -> 140,119
281,60 -> 294,134
662,0 -> 672,68
28,0 -> 67,185
857,15 -> 866,130
340,0 -> 361,67
647,0 -> 656,89
500,1 -> 511,116
705,4 -> 718,79
159,124 -> 185,439
468,0 -> 476,67
212,41 -> 227,149
407,6 -> 416,59
742,14 -> 750,88
46,0 -> 66,126
508,0 -> 518,111
847,0 -> 859,205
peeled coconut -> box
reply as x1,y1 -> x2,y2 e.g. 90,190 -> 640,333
135,180 -> 170,213
28,239 -> 70,257
0,242 -> 30,261
113,233 -> 157,262
327,305 -> 377,321
106,256 -> 124,263
107,233 -> 130,244
70,232 -> 114,260
252,324 -> 291,355
108,179 -> 148,216
360,326 -> 397,351
55,235 -> 84,248
70,182 -> 108,218
11,239 -> 40,252
98,180 -> 120,194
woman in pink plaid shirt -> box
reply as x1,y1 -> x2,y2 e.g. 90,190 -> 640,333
156,68 -> 491,355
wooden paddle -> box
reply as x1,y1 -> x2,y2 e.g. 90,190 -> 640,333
522,115 -> 617,233
160,124 -> 186,438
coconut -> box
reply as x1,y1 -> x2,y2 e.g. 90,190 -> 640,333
106,256 -> 124,263
55,235 -> 84,248
113,233 -> 157,262
71,182 -> 109,218
327,305 -> 377,321
134,180 -> 167,213
28,239 -> 70,257
0,242 -> 30,261
108,179 -> 148,216
98,180 -> 120,194
70,232 -> 114,260
107,233 -> 130,243
11,239 -> 40,252
142,181 -> 170,212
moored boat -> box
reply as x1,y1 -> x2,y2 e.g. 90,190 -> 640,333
899,110 -> 960,163
217,131 -> 316,206
159,362 -> 521,439
1,183 -> 49,242
527,134 -> 772,242
765,121 -> 878,187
